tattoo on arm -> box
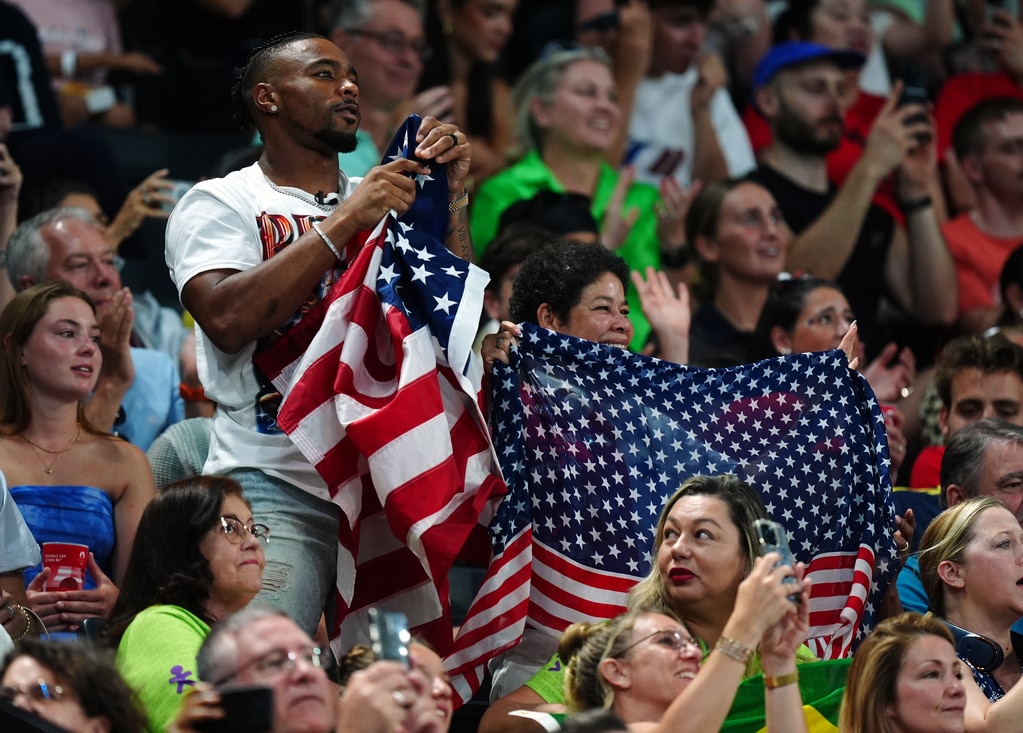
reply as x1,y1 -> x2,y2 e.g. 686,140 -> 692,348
446,208 -> 475,263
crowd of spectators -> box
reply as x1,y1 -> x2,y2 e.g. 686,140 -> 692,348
5,0 -> 1023,731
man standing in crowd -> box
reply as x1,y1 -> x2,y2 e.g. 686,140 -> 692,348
165,31 -> 475,637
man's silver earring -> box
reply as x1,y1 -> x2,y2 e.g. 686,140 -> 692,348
270,104 -> 278,113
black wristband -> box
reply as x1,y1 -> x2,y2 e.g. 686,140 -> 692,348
899,196 -> 933,214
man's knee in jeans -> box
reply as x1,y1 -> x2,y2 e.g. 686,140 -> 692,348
256,542 -> 333,635
228,468 -> 340,636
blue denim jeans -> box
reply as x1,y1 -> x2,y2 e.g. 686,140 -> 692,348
227,469 -> 340,637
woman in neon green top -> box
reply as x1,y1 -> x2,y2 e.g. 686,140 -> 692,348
104,476 -> 267,733
470,44 -> 688,352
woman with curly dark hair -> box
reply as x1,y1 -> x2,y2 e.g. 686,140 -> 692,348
484,239 -> 690,367
1,637 -> 146,733
104,476 -> 267,733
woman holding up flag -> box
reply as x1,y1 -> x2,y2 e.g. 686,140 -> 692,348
481,239 -> 691,372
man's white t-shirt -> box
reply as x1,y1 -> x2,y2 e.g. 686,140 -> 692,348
165,162 -> 357,500
627,67 -> 756,188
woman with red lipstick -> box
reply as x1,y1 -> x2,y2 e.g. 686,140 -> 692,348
479,475 -> 817,733
105,476 -> 267,733
840,611 -> 966,733
419,0 -> 518,183
559,560 -> 811,733
0,281 -> 154,632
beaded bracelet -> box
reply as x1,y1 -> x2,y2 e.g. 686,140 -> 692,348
764,671 -> 799,689
9,604 -> 32,642
715,636 -> 753,666
311,221 -> 343,260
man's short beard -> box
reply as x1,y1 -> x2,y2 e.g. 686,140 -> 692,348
773,99 -> 842,157
316,129 -> 359,153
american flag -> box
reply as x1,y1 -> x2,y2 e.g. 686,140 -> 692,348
445,324 -> 898,704
254,115 -> 506,656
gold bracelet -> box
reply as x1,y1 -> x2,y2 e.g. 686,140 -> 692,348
715,636 -> 753,666
9,604 -> 32,642
764,671 -> 799,689
448,190 -> 469,212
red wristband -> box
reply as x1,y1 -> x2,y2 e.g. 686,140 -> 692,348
179,382 -> 208,402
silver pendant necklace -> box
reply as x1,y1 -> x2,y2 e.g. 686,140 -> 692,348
263,176 -> 340,211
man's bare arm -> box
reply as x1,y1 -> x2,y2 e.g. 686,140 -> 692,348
182,159 -> 426,354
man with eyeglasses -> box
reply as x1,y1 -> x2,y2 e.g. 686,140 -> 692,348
6,206 -> 184,450
194,606 -> 332,733
194,606 -> 442,733
330,0 -> 452,178
746,41 -> 957,359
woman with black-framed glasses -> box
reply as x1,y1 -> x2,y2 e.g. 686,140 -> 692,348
558,570 -> 811,733
1,637 -> 146,733
104,476 -> 267,733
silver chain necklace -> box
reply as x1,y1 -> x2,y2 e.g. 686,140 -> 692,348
263,175 -> 340,211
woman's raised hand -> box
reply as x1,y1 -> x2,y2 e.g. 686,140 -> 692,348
481,321 -> 521,375
726,553 -> 806,646
600,166 -> 640,251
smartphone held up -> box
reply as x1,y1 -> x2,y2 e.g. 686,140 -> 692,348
754,518 -> 803,604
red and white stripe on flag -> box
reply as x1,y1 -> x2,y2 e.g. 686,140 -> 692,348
269,214 -> 504,656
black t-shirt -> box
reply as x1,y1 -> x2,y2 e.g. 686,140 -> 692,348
746,164 -> 894,353
0,1 -> 63,136
689,303 -> 755,368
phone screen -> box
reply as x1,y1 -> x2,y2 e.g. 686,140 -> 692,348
368,608 -> 411,667
193,685 -> 274,733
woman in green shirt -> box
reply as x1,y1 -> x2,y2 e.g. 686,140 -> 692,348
471,44 -> 688,352
105,476 -> 267,733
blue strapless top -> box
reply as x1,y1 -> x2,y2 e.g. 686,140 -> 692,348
9,485 -> 115,589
